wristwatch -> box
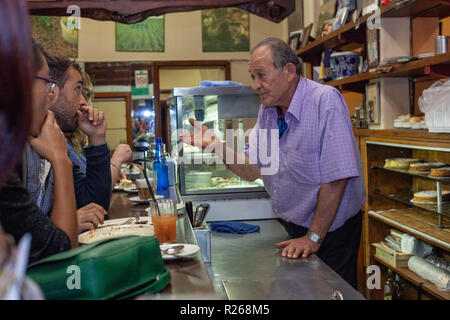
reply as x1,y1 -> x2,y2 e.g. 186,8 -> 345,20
307,230 -> 323,245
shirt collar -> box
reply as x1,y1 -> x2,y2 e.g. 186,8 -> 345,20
285,76 -> 305,122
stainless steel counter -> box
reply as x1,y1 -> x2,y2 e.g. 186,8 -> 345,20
205,219 -> 365,300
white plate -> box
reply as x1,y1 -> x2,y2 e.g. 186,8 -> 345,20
129,195 -> 164,204
145,203 -> 185,213
160,243 -> 200,260
79,225 -> 154,244
99,216 -> 152,227
113,185 -> 123,191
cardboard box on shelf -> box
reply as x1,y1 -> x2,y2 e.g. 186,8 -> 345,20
412,17 -> 439,58
380,18 -> 411,63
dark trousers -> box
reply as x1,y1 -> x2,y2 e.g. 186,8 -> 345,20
277,211 -> 362,289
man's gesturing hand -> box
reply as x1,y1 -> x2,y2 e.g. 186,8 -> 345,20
179,118 -> 221,149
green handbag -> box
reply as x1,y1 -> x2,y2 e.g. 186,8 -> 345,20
27,235 -> 170,300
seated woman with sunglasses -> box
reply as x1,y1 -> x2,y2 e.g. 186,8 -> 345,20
0,37 -> 78,264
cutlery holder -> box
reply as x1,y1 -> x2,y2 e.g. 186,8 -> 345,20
193,222 -> 211,263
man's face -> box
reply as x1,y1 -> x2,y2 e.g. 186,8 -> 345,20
31,57 -> 53,137
50,66 -> 87,133
249,46 -> 291,107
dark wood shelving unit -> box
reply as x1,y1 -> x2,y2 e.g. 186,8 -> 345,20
325,53 -> 450,92
374,255 -> 450,300
298,0 -> 450,93
297,0 -> 450,60
368,208 -> 450,251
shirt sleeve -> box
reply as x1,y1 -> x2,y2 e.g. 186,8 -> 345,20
318,89 -> 360,184
0,172 -> 71,264
72,143 -> 112,210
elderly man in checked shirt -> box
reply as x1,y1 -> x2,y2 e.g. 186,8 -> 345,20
181,38 -> 366,289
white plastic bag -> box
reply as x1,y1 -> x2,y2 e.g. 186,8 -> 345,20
418,79 -> 450,113
408,256 -> 450,292
401,233 -> 433,257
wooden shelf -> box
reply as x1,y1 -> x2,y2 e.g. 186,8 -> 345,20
368,208 -> 450,251
376,189 -> 450,225
324,53 -> 450,92
377,166 -> 450,185
355,129 -> 450,145
297,2 -> 395,60
297,0 -> 450,60
373,255 -> 450,300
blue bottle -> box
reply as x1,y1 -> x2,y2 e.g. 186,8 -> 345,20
154,137 -> 170,198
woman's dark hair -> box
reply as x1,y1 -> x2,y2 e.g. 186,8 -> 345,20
0,0 -> 33,185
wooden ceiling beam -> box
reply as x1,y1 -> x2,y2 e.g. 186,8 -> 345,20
27,0 -> 295,24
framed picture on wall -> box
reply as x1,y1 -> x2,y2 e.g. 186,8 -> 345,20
202,8 -> 250,52
288,30 -> 303,51
367,27 -> 379,68
338,0 -> 356,11
300,23 -> 314,48
316,0 -> 338,39
116,16 -> 164,52
333,7 -> 349,31
366,80 -> 380,125
321,18 -> 335,37
31,16 -> 78,58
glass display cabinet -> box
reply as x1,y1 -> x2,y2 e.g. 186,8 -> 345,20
168,86 -> 267,200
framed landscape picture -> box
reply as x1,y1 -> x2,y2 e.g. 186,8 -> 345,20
116,16 -> 164,52
31,16 -> 78,58
202,8 -> 249,52
316,0 -> 338,38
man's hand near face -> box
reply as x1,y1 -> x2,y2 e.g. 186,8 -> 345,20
77,105 -> 107,146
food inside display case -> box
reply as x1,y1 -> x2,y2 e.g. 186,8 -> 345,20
169,86 -> 266,198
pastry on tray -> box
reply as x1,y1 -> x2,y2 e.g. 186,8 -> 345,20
384,158 -> 421,169
412,190 -> 450,203
409,116 -> 425,123
409,162 -> 447,173
429,167 -> 450,177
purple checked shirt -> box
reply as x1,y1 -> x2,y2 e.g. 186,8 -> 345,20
246,77 -> 365,232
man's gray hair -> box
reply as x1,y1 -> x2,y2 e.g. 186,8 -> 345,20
251,37 -> 303,75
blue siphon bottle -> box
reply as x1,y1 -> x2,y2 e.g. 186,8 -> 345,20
154,137 -> 170,198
